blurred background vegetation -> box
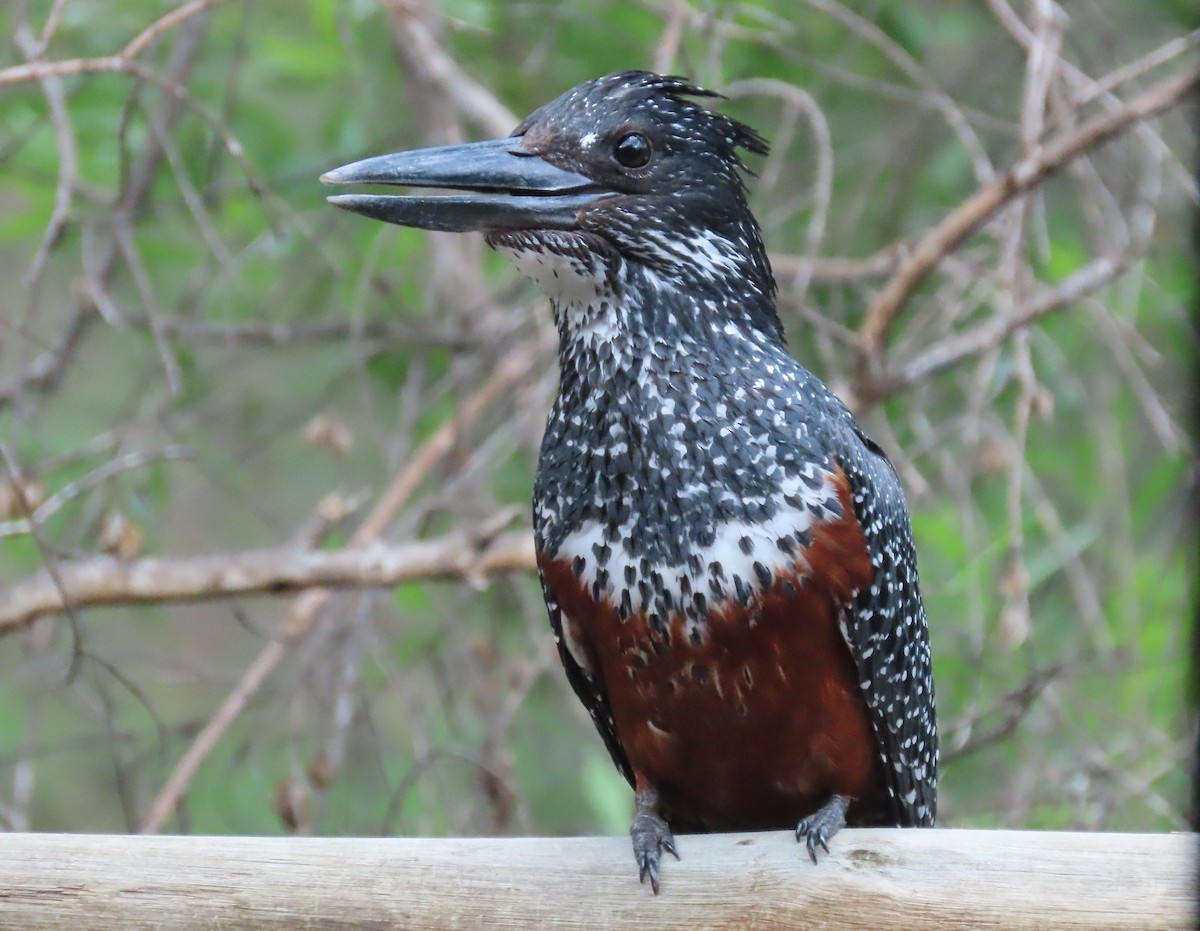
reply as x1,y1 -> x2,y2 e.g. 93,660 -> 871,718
0,0 -> 1195,840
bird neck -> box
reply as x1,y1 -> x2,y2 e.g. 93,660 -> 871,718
560,273 -> 781,397
492,220 -> 782,397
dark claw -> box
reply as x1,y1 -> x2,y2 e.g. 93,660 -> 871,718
630,794 -> 677,895
795,794 -> 849,865
638,853 -> 660,893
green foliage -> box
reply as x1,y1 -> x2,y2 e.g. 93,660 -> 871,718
0,0 -> 1192,844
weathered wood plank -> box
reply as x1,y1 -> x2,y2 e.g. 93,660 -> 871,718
0,829 -> 1193,930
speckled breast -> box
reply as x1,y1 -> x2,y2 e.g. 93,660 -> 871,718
537,458 -> 888,829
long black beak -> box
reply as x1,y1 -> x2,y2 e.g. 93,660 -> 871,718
320,137 -> 609,232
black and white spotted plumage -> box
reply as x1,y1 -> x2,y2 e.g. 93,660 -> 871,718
837,423 -> 938,826
323,70 -> 938,884
533,313 -> 938,829
510,73 -> 937,830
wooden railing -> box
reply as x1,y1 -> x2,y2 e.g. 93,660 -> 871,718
0,828 -> 1193,929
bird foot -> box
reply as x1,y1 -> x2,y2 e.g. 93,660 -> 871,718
630,788 -> 679,894
795,793 -> 849,864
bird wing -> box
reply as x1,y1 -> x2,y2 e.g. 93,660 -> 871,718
835,429 -> 939,826
537,562 -> 635,787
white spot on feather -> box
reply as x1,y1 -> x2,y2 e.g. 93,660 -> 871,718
556,470 -> 839,622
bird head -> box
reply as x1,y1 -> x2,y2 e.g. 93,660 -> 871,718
323,71 -> 777,336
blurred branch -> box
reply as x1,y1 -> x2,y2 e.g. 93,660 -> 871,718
770,248 -> 901,284
986,0 -> 1197,197
726,78 -> 833,302
0,445 -> 193,539
0,12 -> 214,415
0,442 -> 85,678
12,7 -> 78,291
0,527 -> 535,636
868,250 -> 1141,397
120,316 -> 493,349
382,0 -> 516,138
803,0 -> 995,183
1073,28 -> 1200,107
944,664 -> 1063,763
856,62 -> 1200,365
121,0 -> 233,60
0,0 -> 233,86
138,337 -> 550,834
650,0 -> 688,74
0,305 -> 93,409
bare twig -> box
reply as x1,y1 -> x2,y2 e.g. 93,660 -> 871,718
769,248 -> 903,283
112,222 -> 183,397
857,63 -> 1200,363
0,0 -> 233,86
725,78 -> 834,301
0,527 -> 535,637
383,0 -> 516,138
138,338 -> 550,834
0,15 -> 214,415
12,14 -> 78,291
944,664 -> 1064,762
32,0 -> 70,56
0,443 -> 84,679
985,0 -> 1197,198
871,251 -> 1141,396
0,305 -> 93,409
802,0 -> 995,183
0,445 -> 193,539
1073,29 -> 1200,108
116,316 -> 493,349
121,0 -> 234,61
651,0 -> 689,75
993,0 -> 1065,650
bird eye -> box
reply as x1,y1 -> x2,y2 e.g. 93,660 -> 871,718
613,133 -> 652,169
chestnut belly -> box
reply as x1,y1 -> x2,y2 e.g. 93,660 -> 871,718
600,586 -> 886,830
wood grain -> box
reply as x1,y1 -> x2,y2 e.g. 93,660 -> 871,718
0,829 -> 1193,929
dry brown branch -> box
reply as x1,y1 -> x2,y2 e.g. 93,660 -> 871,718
2,59 -> 284,245
856,62 -> 1200,365
138,339 -> 550,834
985,0 -> 1196,197
12,13 -> 78,291
803,0 -> 995,183
651,0 -> 689,74
0,441 -> 86,678
0,54 -> 138,86
120,315 -> 492,348
944,664 -> 1064,762
0,0 -> 233,86
1073,28 -> 1200,107
873,251 -> 1140,395
0,304 -> 93,409
112,221 -> 182,397
29,0 -> 70,57
769,249 -> 902,283
383,0 -> 516,138
0,445 -> 192,538
0,15 -> 214,415
988,0 -> 1064,649
0,529 -> 535,636
120,0 -> 233,61
348,343 -> 548,547
0,830 -> 1193,930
